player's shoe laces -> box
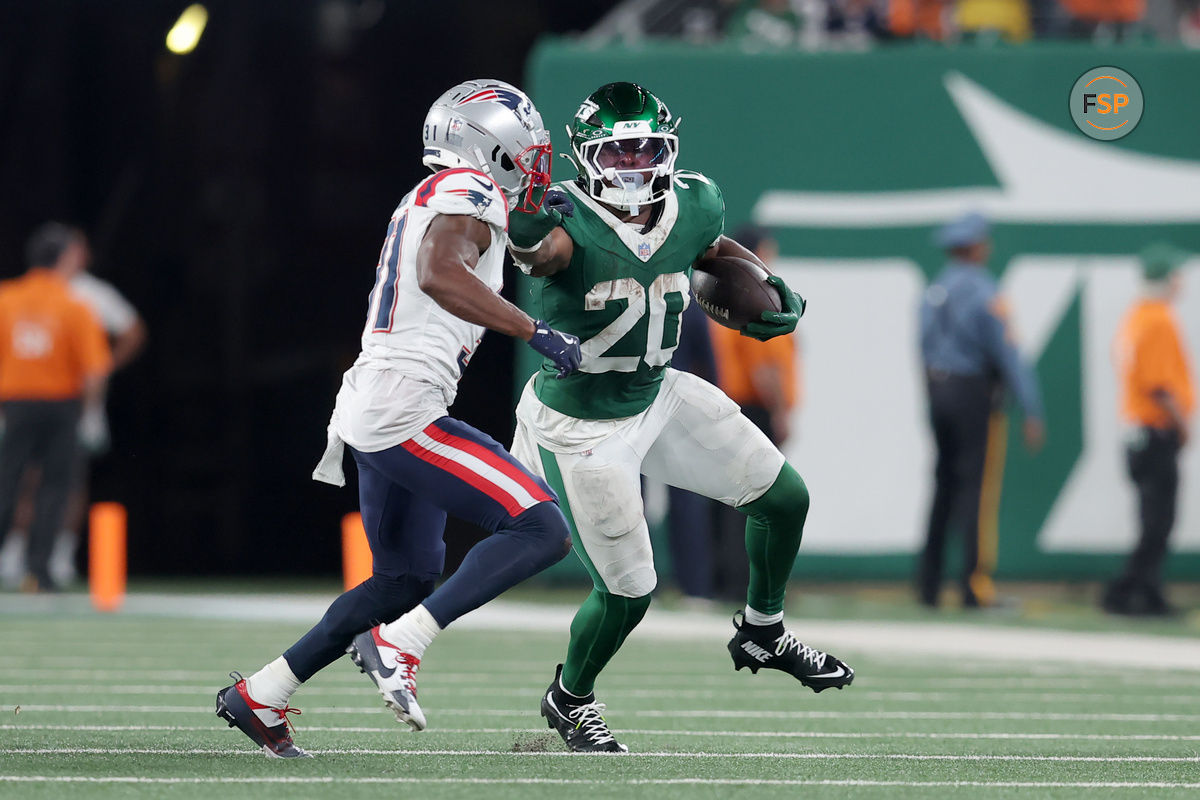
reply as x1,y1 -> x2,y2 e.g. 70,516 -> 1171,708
727,611 -> 855,693
215,671 -> 310,758
540,664 -> 628,753
348,626 -> 427,731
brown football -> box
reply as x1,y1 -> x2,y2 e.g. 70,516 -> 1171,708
690,255 -> 782,330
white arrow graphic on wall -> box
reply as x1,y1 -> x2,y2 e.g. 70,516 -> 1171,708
753,72 -> 1200,227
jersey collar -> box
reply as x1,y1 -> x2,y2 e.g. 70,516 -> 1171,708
563,181 -> 679,263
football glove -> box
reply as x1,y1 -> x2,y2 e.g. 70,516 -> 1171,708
741,275 -> 805,341
509,188 -> 574,250
528,320 -> 582,378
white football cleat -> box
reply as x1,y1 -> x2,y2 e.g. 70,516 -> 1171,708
348,626 -> 427,731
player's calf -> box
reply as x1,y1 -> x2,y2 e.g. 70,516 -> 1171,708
727,612 -> 854,693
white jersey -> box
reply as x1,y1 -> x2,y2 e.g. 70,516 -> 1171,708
314,167 -> 510,483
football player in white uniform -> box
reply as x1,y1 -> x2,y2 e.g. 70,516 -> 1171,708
216,80 -> 582,758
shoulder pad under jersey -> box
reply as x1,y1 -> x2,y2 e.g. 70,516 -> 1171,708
413,168 -> 509,230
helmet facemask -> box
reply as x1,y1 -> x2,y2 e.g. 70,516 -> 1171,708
510,138 -> 554,214
577,128 -> 678,216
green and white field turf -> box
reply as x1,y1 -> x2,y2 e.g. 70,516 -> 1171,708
2,583 -> 1199,799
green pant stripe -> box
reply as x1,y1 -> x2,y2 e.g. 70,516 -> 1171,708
537,445 -> 604,590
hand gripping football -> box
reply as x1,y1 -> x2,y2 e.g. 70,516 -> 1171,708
690,255 -> 782,330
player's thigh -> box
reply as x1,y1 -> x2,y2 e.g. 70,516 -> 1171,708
352,450 -> 447,579
365,417 -> 555,532
642,371 -> 784,507
537,439 -> 655,598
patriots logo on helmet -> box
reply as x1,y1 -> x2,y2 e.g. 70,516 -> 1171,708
458,88 -> 525,111
457,87 -> 535,131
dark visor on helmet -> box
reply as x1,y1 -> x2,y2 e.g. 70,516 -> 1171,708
594,137 -> 670,170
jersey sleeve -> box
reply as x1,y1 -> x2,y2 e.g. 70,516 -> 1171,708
676,169 -> 725,257
73,275 -> 138,335
413,168 -> 510,231
978,292 -> 1043,419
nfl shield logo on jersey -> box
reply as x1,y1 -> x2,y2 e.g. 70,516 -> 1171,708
638,242 -> 652,260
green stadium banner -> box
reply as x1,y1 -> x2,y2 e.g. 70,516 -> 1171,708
521,42 -> 1200,581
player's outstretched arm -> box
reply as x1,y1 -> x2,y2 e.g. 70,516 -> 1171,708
510,227 -> 574,277
418,214 -> 581,376
418,213 -> 536,340
508,188 -> 575,277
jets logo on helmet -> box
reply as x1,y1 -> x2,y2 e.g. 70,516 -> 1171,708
421,79 -> 552,214
566,82 -> 680,215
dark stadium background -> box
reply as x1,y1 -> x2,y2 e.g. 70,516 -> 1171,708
0,1 -> 616,577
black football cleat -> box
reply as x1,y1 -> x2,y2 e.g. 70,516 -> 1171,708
216,671 -> 310,758
540,664 -> 628,753
728,611 -> 855,693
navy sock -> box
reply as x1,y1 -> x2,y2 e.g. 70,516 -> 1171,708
422,501 -> 571,627
283,573 -> 434,681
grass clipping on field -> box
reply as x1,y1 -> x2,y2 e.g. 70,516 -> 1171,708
510,732 -> 558,752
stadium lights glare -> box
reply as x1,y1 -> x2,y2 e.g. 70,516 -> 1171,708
166,4 -> 208,55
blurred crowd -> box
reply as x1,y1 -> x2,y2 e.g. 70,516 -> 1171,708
627,0 -> 1200,46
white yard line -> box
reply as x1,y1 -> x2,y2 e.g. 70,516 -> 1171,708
5,724 -> 1200,741
1,776 -> 1198,789
10,704 -> 1200,721
2,748 -> 1198,762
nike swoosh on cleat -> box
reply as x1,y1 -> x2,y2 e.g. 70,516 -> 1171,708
811,666 -> 848,679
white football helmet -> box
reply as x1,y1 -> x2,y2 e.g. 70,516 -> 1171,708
421,79 -> 552,213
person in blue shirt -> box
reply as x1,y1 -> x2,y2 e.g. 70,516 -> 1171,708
917,212 -> 1045,609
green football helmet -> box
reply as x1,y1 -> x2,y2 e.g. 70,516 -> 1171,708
566,82 -> 680,214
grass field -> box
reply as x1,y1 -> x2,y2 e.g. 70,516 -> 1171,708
2,586 -> 1199,799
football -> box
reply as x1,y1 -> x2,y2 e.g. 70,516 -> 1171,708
690,255 -> 782,330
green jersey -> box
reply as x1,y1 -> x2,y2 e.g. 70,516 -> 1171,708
531,170 -> 725,420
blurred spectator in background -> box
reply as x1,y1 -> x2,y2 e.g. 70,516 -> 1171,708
955,0 -> 1033,40
917,212 -> 1044,610
709,225 -> 799,600
664,301 -> 720,604
0,223 -> 111,592
1104,244 -> 1194,617
726,0 -> 805,45
0,228 -> 144,586
887,0 -> 952,39
1061,0 -> 1146,39
55,234 -> 147,583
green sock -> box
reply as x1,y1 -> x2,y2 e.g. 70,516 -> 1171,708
739,463 -> 810,616
560,589 -> 652,696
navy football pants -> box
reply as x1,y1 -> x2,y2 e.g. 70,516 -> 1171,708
283,417 -> 570,681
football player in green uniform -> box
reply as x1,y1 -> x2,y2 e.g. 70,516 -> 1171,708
508,82 -> 854,753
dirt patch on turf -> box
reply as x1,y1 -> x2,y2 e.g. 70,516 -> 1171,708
510,733 -> 558,752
